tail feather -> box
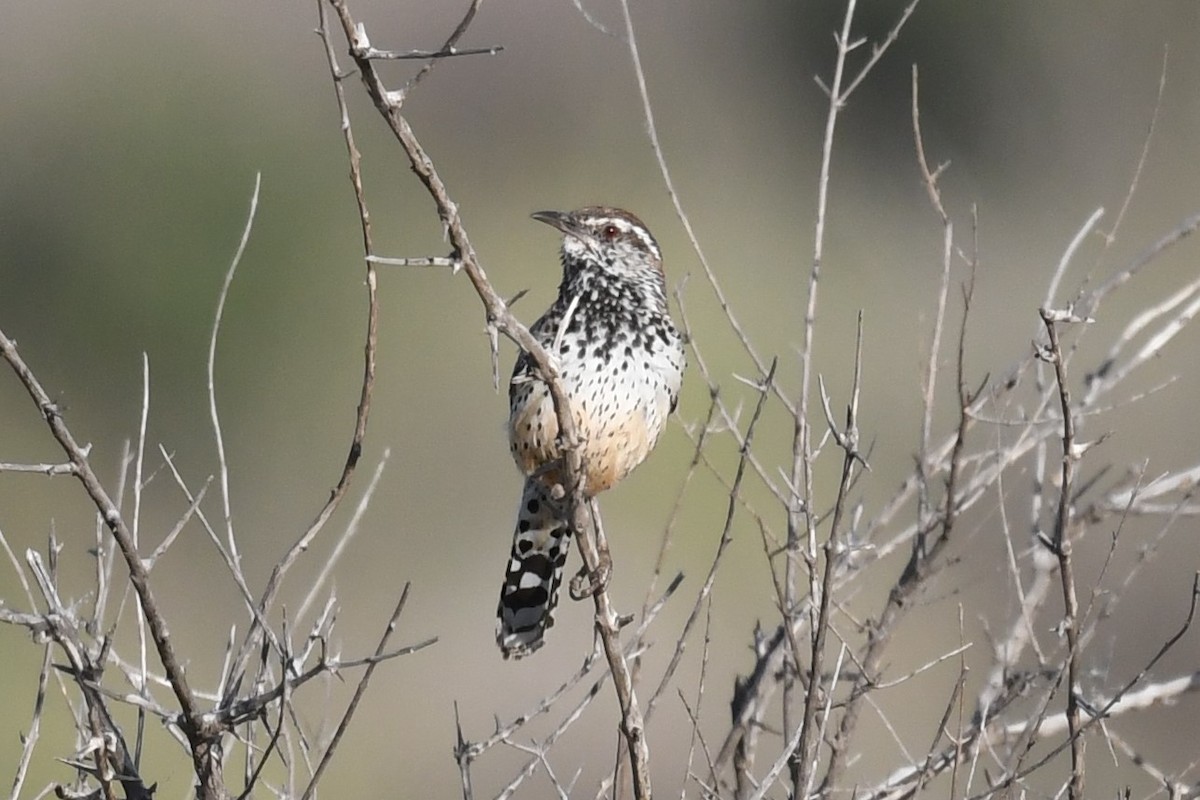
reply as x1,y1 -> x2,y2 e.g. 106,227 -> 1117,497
496,480 -> 571,658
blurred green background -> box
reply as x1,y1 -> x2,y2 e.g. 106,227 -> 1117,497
3,1 -> 1200,796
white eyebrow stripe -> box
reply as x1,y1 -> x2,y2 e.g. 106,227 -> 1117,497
638,233 -> 662,260
586,215 -> 661,260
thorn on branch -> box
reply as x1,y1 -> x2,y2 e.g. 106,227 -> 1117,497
1033,340 -> 1058,363
350,21 -> 370,53
41,400 -> 63,423
1040,306 -> 1094,325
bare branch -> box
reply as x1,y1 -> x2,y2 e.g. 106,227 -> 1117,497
208,172 -> 261,561
300,585 -> 416,800
1037,308 -> 1087,800
223,0 -> 386,701
353,44 -> 501,61
0,461 -> 77,476
0,330 -> 207,761
8,646 -> 52,800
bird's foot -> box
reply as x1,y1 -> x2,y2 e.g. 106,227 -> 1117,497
569,554 -> 612,600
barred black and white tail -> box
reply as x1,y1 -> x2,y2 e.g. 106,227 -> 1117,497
496,479 -> 572,658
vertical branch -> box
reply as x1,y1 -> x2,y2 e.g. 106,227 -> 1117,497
791,315 -> 867,795
791,3 -> 922,791
226,0 -> 383,694
300,585 -> 413,800
1037,309 -> 1086,800
785,3 -> 860,774
912,63 -> 954,553
7,646 -> 51,800
133,353 -> 151,768
819,228 -> 976,796
576,503 -> 652,800
208,173 -> 261,560
789,7 -> 919,777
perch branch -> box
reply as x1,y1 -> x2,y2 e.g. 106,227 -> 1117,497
322,1 -> 653,794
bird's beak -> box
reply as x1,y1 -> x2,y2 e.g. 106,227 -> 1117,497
531,210 -> 587,241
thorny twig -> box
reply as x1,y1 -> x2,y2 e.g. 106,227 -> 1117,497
1036,308 -> 1087,800
1,317 -> 214,795
791,316 -> 867,795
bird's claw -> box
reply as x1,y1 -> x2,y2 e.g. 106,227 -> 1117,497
569,556 -> 611,600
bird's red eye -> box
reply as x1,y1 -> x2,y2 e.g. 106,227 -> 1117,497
602,224 -> 620,240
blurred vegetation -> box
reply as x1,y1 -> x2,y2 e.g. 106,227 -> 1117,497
2,1 -> 1200,796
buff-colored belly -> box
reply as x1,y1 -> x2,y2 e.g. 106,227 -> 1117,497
509,383 -> 656,496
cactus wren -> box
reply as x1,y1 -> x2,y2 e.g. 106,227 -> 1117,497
496,207 -> 685,658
